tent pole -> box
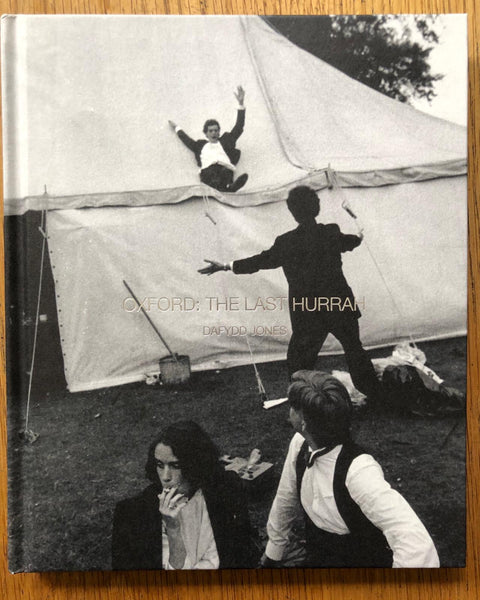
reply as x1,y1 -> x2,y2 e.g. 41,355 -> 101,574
122,279 -> 179,363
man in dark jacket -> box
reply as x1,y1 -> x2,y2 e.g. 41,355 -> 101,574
168,86 -> 248,193
199,185 -> 379,402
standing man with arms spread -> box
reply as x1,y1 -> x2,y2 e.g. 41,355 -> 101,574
199,185 -> 380,404
169,86 -> 248,193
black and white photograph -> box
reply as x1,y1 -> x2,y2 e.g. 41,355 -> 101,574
2,14 -> 467,572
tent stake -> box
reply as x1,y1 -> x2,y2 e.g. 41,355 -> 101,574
245,336 -> 267,402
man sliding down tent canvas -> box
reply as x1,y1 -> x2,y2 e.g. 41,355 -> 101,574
168,86 -> 249,193
198,186 -> 382,408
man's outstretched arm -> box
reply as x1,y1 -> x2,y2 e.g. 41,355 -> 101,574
198,240 -> 284,276
168,120 -> 198,153
230,86 -> 246,141
198,260 -> 231,275
330,223 -> 364,252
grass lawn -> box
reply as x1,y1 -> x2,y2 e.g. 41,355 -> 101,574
7,337 -> 466,572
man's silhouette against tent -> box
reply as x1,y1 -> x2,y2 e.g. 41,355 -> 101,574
169,86 -> 248,193
199,186 -> 381,404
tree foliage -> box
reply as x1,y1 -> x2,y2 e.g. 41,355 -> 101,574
265,15 -> 443,104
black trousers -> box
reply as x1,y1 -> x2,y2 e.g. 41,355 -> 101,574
304,516 -> 392,568
200,164 -> 234,191
287,311 -> 379,399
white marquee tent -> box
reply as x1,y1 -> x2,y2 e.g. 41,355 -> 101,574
2,15 -> 467,392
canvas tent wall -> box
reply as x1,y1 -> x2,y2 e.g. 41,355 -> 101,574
2,15 -> 467,392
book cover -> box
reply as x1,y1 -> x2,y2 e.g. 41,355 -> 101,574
2,14 -> 467,572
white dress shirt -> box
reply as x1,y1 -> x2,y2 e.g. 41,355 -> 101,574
162,489 -> 220,570
199,142 -> 235,171
265,432 -> 439,568
175,105 -> 244,172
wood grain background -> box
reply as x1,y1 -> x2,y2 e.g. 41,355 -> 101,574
0,1 -> 478,598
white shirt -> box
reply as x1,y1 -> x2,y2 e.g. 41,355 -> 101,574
199,142 -> 235,171
175,105 -> 244,172
265,433 -> 439,568
162,489 -> 219,570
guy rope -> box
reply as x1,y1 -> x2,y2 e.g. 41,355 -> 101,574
326,167 -> 417,347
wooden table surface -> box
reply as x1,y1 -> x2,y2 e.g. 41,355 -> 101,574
0,1 -> 478,598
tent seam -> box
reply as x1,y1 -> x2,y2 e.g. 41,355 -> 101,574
239,16 -> 311,173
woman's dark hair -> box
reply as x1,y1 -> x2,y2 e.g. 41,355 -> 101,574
288,370 -> 352,446
203,119 -> 220,134
145,421 -> 222,492
286,186 -> 320,224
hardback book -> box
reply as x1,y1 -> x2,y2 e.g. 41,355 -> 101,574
2,14 -> 467,572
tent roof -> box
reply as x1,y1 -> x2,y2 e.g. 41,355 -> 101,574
2,15 -> 467,214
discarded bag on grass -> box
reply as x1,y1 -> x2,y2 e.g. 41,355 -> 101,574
382,364 -> 465,417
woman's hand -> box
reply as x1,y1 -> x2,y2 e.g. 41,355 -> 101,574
158,487 -> 188,568
158,487 -> 188,521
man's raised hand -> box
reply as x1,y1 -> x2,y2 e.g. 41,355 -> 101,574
168,120 -> 177,130
234,86 -> 245,106
198,260 -> 230,275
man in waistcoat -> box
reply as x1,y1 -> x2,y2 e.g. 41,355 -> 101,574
260,371 -> 439,568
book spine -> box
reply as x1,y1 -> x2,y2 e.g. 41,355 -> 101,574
2,14 -> 29,573
2,15 -> 27,216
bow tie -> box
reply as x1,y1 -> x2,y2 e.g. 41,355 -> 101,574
306,446 -> 334,468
